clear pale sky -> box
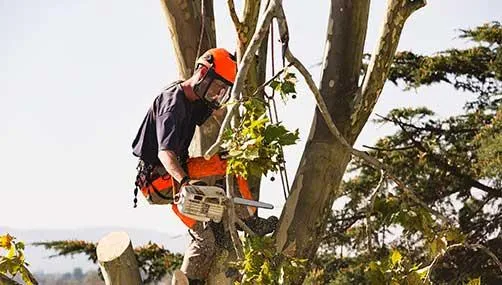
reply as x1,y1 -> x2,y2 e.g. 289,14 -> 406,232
1,0 -> 500,235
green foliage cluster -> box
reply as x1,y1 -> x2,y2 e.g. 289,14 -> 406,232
232,236 -> 307,284
0,234 -> 37,285
34,240 -> 182,283
222,71 -> 299,179
269,70 -> 298,102
33,240 -> 98,263
388,21 -> 502,96
311,22 -> 502,284
135,242 -> 183,284
474,106 -> 502,178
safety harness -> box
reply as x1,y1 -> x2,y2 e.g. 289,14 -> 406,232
133,154 -> 255,229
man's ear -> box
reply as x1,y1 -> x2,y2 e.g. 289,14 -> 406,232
196,65 -> 209,78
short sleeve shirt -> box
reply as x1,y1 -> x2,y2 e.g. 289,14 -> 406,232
132,82 -> 212,166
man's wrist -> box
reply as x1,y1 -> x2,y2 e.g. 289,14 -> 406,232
180,176 -> 190,186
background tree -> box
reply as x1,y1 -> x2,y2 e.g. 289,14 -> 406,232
34,240 -> 182,284
314,21 -> 502,284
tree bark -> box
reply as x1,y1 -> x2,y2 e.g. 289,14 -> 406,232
96,232 -> 142,285
160,0 -> 219,157
275,0 -> 370,261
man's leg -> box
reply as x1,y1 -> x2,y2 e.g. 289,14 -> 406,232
181,222 -> 216,283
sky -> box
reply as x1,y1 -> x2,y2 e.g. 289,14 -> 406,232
1,0 -> 501,238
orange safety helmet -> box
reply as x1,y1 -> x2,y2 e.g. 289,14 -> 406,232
194,48 -> 238,109
196,48 -> 237,84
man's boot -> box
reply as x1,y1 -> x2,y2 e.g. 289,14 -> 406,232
244,215 -> 279,236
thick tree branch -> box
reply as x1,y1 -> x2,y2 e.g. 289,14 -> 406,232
352,0 -> 427,134
161,0 -> 216,78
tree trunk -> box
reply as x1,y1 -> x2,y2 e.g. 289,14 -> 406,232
96,232 -> 142,285
275,0 -> 370,261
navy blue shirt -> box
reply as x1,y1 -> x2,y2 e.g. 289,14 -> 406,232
132,82 -> 212,166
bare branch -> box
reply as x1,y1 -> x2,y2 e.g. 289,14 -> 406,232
352,0 -> 427,133
425,243 -> 502,284
362,144 -> 416,152
205,0 -> 281,158
227,0 -> 241,29
366,169 -> 386,253
236,217 -> 257,237
226,175 -> 244,259
389,115 -> 502,198
0,273 -> 22,285
251,62 -> 293,97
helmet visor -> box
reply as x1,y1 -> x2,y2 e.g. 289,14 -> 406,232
195,66 -> 233,109
203,78 -> 231,109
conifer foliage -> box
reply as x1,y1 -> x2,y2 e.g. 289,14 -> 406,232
313,22 -> 502,284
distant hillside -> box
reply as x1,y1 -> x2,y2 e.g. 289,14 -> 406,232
0,226 -> 189,274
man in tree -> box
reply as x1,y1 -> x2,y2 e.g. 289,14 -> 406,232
132,48 -> 278,284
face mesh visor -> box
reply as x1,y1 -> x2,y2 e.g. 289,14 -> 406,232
203,78 -> 231,109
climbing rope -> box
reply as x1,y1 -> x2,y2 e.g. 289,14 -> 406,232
267,20 -> 291,200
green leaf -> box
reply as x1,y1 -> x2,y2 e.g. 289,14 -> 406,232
281,81 -> 296,95
466,277 -> 481,285
415,265 -> 430,280
430,236 -> 447,257
406,271 -> 422,284
390,249 -> 402,266
269,80 -> 280,90
6,246 -> 15,259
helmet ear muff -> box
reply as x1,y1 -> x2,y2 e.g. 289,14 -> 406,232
202,54 -> 214,66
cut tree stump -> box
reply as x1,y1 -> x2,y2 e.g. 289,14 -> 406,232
96,231 -> 142,285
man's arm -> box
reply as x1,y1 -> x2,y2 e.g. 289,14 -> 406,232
158,149 -> 188,184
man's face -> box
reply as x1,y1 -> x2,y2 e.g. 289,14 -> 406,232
194,65 -> 232,110
204,78 -> 231,108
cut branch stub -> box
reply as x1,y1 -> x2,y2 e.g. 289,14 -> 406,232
97,232 -> 142,285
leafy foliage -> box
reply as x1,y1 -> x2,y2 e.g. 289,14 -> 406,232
474,106 -> 502,179
0,234 -> 38,285
232,236 -> 307,284
222,84 -> 299,179
268,70 -> 299,102
34,240 -> 182,283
